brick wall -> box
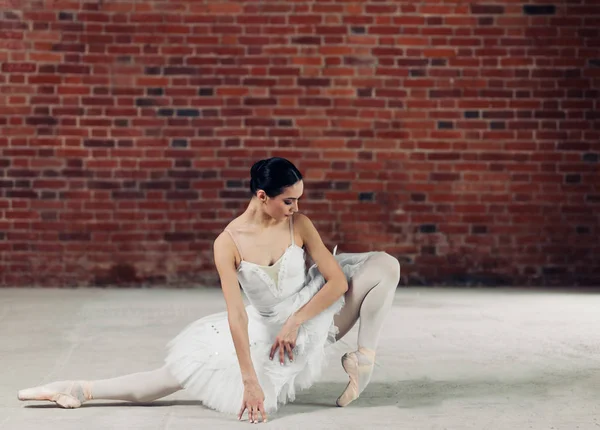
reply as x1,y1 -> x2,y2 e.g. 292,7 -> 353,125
1,1 -> 599,287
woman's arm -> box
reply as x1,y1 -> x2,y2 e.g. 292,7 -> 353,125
289,213 -> 348,326
214,232 -> 268,423
213,232 -> 258,384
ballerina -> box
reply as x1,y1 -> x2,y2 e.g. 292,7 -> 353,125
18,157 -> 401,424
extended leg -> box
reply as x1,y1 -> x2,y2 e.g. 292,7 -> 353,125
333,252 -> 400,407
18,365 -> 182,408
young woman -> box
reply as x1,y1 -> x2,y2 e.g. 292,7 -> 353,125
18,157 -> 401,424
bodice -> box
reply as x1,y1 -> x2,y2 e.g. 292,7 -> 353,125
236,244 -> 307,312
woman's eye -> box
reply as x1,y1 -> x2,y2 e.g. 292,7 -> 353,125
284,201 -> 292,205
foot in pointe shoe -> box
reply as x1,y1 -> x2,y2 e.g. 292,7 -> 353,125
18,381 -> 92,409
336,347 -> 376,407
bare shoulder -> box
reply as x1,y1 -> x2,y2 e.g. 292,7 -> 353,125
213,230 -> 246,313
213,230 -> 236,264
214,229 -> 232,248
293,213 -> 323,248
293,212 -> 317,234
293,213 -> 346,285
221,216 -> 243,233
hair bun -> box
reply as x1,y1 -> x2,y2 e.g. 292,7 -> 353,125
249,157 -> 303,197
250,159 -> 267,178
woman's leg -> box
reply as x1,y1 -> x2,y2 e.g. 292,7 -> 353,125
333,252 -> 400,407
18,365 -> 182,408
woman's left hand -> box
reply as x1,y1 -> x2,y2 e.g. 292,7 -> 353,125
270,316 -> 300,365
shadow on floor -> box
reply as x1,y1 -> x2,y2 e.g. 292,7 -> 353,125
278,371 -> 599,416
22,371 -> 598,417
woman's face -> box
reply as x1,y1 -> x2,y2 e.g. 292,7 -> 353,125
262,180 -> 304,221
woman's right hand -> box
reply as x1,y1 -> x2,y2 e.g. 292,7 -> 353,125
238,380 -> 268,423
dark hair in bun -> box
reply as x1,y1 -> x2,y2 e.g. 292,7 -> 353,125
250,157 -> 303,197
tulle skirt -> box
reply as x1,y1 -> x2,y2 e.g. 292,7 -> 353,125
164,251 -> 376,415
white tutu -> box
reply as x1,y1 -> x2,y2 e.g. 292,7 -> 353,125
164,245 -> 375,415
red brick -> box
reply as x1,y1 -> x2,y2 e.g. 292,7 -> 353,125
57,86 -> 91,95
0,4 -> 595,287
2,63 -> 36,73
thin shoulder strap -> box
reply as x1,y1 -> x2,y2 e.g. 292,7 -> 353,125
224,229 -> 244,261
289,215 -> 295,246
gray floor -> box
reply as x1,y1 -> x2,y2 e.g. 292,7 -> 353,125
1,287 -> 599,429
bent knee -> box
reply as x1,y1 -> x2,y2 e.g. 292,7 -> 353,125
372,252 -> 401,283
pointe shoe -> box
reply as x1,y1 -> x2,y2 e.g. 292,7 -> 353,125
336,348 -> 375,407
18,381 -> 92,409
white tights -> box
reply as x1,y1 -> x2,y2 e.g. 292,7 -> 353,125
333,252 -> 400,406
90,365 -> 182,403
334,251 -> 400,350
20,252 -> 400,405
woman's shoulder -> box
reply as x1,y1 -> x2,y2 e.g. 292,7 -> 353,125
214,217 -> 244,249
214,216 -> 255,250
220,215 -> 247,234
293,213 -> 315,229
292,213 -> 321,241
216,213 -> 317,239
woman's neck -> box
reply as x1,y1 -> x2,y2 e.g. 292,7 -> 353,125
240,198 -> 282,230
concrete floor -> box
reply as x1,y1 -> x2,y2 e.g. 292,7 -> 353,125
1,287 -> 599,430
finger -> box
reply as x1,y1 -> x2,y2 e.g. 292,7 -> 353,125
238,403 -> 246,421
286,343 -> 294,362
269,341 -> 278,360
280,342 -> 285,364
252,406 -> 258,424
259,403 -> 268,423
